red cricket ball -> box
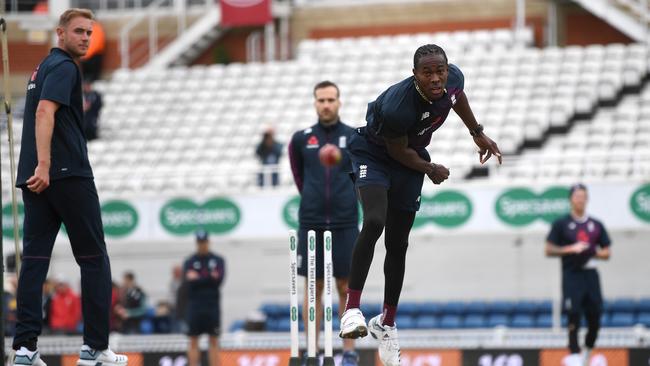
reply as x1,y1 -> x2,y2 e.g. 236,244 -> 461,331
318,144 -> 342,167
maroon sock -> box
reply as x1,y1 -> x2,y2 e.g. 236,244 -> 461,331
345,288 -> 362,311
382,304 -> 397,326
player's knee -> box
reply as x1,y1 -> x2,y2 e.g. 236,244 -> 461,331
362,212 -> 385,234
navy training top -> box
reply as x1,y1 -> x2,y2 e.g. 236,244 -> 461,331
547,214 -> 611,272
365,63 -> 465,152
288,121 -> 358,229
183,252 -> 225,306
17,48 -> 93,187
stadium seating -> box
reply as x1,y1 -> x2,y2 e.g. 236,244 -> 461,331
257,298 -> 650,331
1,28 -> 648,199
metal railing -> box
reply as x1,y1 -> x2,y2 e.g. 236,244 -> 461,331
118,0 -> 213,69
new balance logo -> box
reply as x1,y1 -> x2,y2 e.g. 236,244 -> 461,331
420,112 -> 430,121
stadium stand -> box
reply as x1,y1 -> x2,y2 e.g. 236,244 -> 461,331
255,298 -> 650,332
2,28 -> 648,199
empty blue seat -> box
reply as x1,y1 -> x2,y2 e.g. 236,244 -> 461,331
536,314 -> 552,328
609,299 -> 637,313
537,300 -> 553,315
439,315 -> 462,329
415,315 -> 438,329
441,301 -> 465,315
600,313 -> 611,327
463,314 -> 486,328
399,302 -> 419,317
265,318 -> 278,332
418,302 -> 442,316
609,312 -> 635,327
489,301 -> 515,315
229,320 -> 246,332
395,315 -> 416,329
514,301 -> 538,315
638,299 -> 650,313
465,301 -> 488,315
140,319 -> 154,334
636,312 -> 650,327
275,318 -> 291,332
260,303 -> 287,318
487,314 -> 509,327
361,303 -> 381,316
510,314 -> 534,328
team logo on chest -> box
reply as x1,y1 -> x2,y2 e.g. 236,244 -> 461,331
307,135 -> 319,149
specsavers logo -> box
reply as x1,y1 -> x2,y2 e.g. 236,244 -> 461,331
282,196 -> 300,229
414,190 -> 472,228
495,187 -> 570,227
101,200 -> 138,237
630,184 -> 650,223
160,198 -> 241,235
2,203 -> 24,239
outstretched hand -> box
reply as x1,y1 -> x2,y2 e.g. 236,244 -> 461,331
473,134 -> 502,164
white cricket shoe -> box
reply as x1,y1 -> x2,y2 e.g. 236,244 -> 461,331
339,308 -> 368,339
368,314 -> 401,366
77,345 -> 128,366
582,348 -> 592,366
562,353 -> 583,366
13,347 -> 46,366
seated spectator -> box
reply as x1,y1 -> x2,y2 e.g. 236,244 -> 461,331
115,271 -> 148,334
49,275 -> 81,334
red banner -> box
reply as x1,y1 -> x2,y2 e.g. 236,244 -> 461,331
220,0 -> 272,27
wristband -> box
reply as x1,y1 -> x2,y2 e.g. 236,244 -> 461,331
469,124 -> 484,137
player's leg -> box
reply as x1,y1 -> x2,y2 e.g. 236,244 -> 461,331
346,185 -> 388,303
207,335 -> 221,366
12,188 -> 61,361
187,336 -> 200,366
366,208 -> 414,366
583,270 -> 604,362
563,271 -> 585,366
381,208 -> 416,326
340,185 -> 387,339
49,178 -> 113,352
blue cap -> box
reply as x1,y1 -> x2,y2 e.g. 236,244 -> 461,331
195,229 -> 209,242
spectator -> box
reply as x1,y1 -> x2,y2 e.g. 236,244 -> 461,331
183,230 -> 225,366
49,275 -> 82,334
82,81 -> 102,141
255,128 -> 283,187
80,20 -> 106,82
116,271 -> 148,334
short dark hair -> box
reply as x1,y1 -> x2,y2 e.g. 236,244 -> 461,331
414,44 -> 448,68
313,80 -> 340,98
124,271 -> 135,281
569,183 -> 588,198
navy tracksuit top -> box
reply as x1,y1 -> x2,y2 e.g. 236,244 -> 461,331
288,121 -> 359,229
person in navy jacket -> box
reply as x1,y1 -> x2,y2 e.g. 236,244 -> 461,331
183,230 -> 225,366
339,44 -> 502,366
288,81 -> 360,365
546,184 -> 611,366
11,9 -> 126,366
